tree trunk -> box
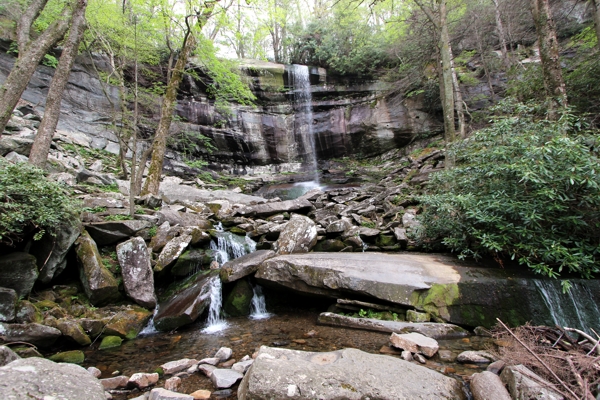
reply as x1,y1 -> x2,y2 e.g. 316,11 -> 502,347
448,40 -> 465,139
141,1 -> 219,196
439,0 -> 456,142
29,0 -> 88,167
0,1 -> 74,136
530,0 -> 567,117
491,0 -> 511,69
590,0 -> 600,51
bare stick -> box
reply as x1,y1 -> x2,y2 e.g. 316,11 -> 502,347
564,327 -> 600,356
566,355 -> 594,400
497,318 -> 579,400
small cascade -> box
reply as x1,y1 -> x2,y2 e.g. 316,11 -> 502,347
210,231 -> 256,266
139,309 -> 159,336
249,284 -> 271,320
289,64 -> 319,181
202,276 -> 229,334
533,280 -> 600,334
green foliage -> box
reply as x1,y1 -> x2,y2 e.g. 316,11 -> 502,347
42,53 -> 59,68
104,214 -> 132,221
148,226 -> 157,237
0,159 -> 81,246
83,206 -> 107,213
417,100 -> 600,280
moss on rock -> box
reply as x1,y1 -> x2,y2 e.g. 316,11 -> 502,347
49,350 -> 85,364
99,335 -> 122,350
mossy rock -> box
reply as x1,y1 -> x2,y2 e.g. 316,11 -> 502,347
103,306 -> 152,340
223,280 -> 253,317
15,300 -> 42,323
49,350 -> 85,364
229,226 -> 247,235
13,346 -> 43,358
171,249 -> 213,277
34,300 -> 60,310
314,239 -> 346,252
376,234 -> 396,247
406,310 -> 430,322
99,335 -> 122,350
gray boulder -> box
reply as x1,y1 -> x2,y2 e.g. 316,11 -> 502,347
149,388 -> 194,400
457,351 -> 496,363
0,357 -> 105,399
116,237 -> 157,309
75,230 -> 120,306
238,346 -> 465,400
0,288 -> 17,322
220,250 -> 276,283
470,371 -> 511,400
389,332 -> 439,357
154,271 -> 216,331
156,209 -> 213,228
0,253 -> 38,297
237,198 -> 313,218
155,234 -> 192,273
31,215 -> 82,283
0,322 -> 62,347
0,345 -> 19,366
85,220 -> 152,246
159,183 -> 265,206
272,214 -> 317,254
500,364 -> 564,400
0,136 -> 33,156
76,169 -> 116,185
211,368 -> 243,389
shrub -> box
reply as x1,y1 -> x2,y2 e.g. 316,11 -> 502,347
416,100 -> 600,281
0,159 -> 81,245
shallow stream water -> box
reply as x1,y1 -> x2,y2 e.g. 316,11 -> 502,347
82,299 -> 495,399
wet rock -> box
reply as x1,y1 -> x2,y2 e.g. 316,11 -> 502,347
199,357 -> 220,366
220,250 -> 276,283
117,237 -> 157,309
210,368 -> 243,389
88,366 -> 102,378
161,359 -> 199,375
214,347 -> 233,362
85,220 -> 152,246
149,387 -> 194,399
238,346 -> 464,400
165,376 -> 182,391
390,332 -> 439,357
0,357 -> 106,400
273,214 -> 317,254
223,279 -> 254,317
154,271 -> 216,332
171,248 -> 214,276
0,322 -> 61,347
231,359 -> 253,374
198,363 -> 217,377
401,350 -> 413,361
0,345 -> 20,366
156,209 -> 213,229
129,372 -> 159,389
29,215 -> 82,284
0,252 -> 39,297
0,288 -> 17,322
413,353 -> 427,364
101,375 -> 130,390
99,336 -> 123,350
236,198 -> 313,218
75,230 -> 120,306
46,318 -> 91,346
314,239 -> 346,252
457,351 -> 495,363
406,309 -> 430,322
486,360 -> 506,375
155,235 -> 192,273
49,350 -> 85,364
470,371 -> 512,400
103,306 -> 153,339
500,364 -> 564,400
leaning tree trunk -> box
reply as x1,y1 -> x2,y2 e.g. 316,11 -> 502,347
530,0 -> 567,117
141,1 -> 219,196
439,0 -> 456,143
29,0 -> 88,167
590,0 -> 600,52
0,1 -> 74,136
491,0 -> 511,69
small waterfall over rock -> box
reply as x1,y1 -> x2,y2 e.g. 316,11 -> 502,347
139,309 -> 159,336
249,284 -> 271,320
289,64 -> 319,182
202,276 -> 229,333
210,227 -> 256,266
533,280 -> 600,334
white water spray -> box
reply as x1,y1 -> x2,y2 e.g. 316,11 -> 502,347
249,284 -> 271,320
202,276 -> 229,334
139,309 -> 159,336
210,232 -> 256,266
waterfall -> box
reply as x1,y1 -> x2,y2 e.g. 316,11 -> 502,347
533,280 -> 600,334
139,309 -> 159,336
289,64 -> 318,182
210,231 -> 256,266
202,276 -> 229,334
249,284 -> 271,320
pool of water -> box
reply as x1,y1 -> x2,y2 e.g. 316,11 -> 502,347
82,303 -> 495,399
254,180 -> 360,200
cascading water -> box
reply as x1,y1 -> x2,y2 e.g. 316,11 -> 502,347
139,309 -> 159,336
249,284 -> 271,320
202,276 -> 229,334
533,280 -> 600,334
210,228 -> 256,266
289,64 -> 319,182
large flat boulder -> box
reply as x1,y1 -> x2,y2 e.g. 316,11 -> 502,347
0,253 -> 39,297
236,198 -> 313,218
220,250 -> 276,283
0,357 -> 105,400
116,237 -> 157,308
160,183 -> 266,206
255,252 -> 600,329
155,209 -> 213,228
0,322 -> 62,347
84,220 -> 151,246
238,346 -> 465,399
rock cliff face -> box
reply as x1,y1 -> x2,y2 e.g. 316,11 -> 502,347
0,46 -> 442,172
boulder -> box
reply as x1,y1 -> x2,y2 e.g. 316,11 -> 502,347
214,347 -> 233,361
149,388 -> 194,400
314,239 -> 346,252
102,306 -> 153,339
0,357 -> 105,400
0,136 -> 33,156
154,271 -> 216,331
100,375 -> 129,390
48,350 -> 85,364
389,332 -> 439,357
155,235 -> 192,273
15,300 -> 42,324
0,253 -> 38,297
317,312 -> 468,339
128,372 -> 159,389
31,215 -> 82,283
76,169 -> 116,185
171,248 -> 214,276
46,318 -> 91,346
457,351 -> 496,363
236,198 -> 313,218
165,376 -> 181,391
99,335 -> 122,349
211,368 -> 243,389
0,322 -> 61,347
160,359 -> 199,375
0,345 -> 19,366
74,230 -> 120,306
223,279 -> 254,317
150,221 -> 175,252
470,371 -> 512,400
0,288 -> 17,322
500,364 -> 564,400
272,214 -> 317,254
84,220 -> 152,246
159,183 -> 265,206
116,237 -> 157,308
238,346 -> 465,400
231,359 -> 254,374
220,250 -> 275,283
156,209 -> 213,228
